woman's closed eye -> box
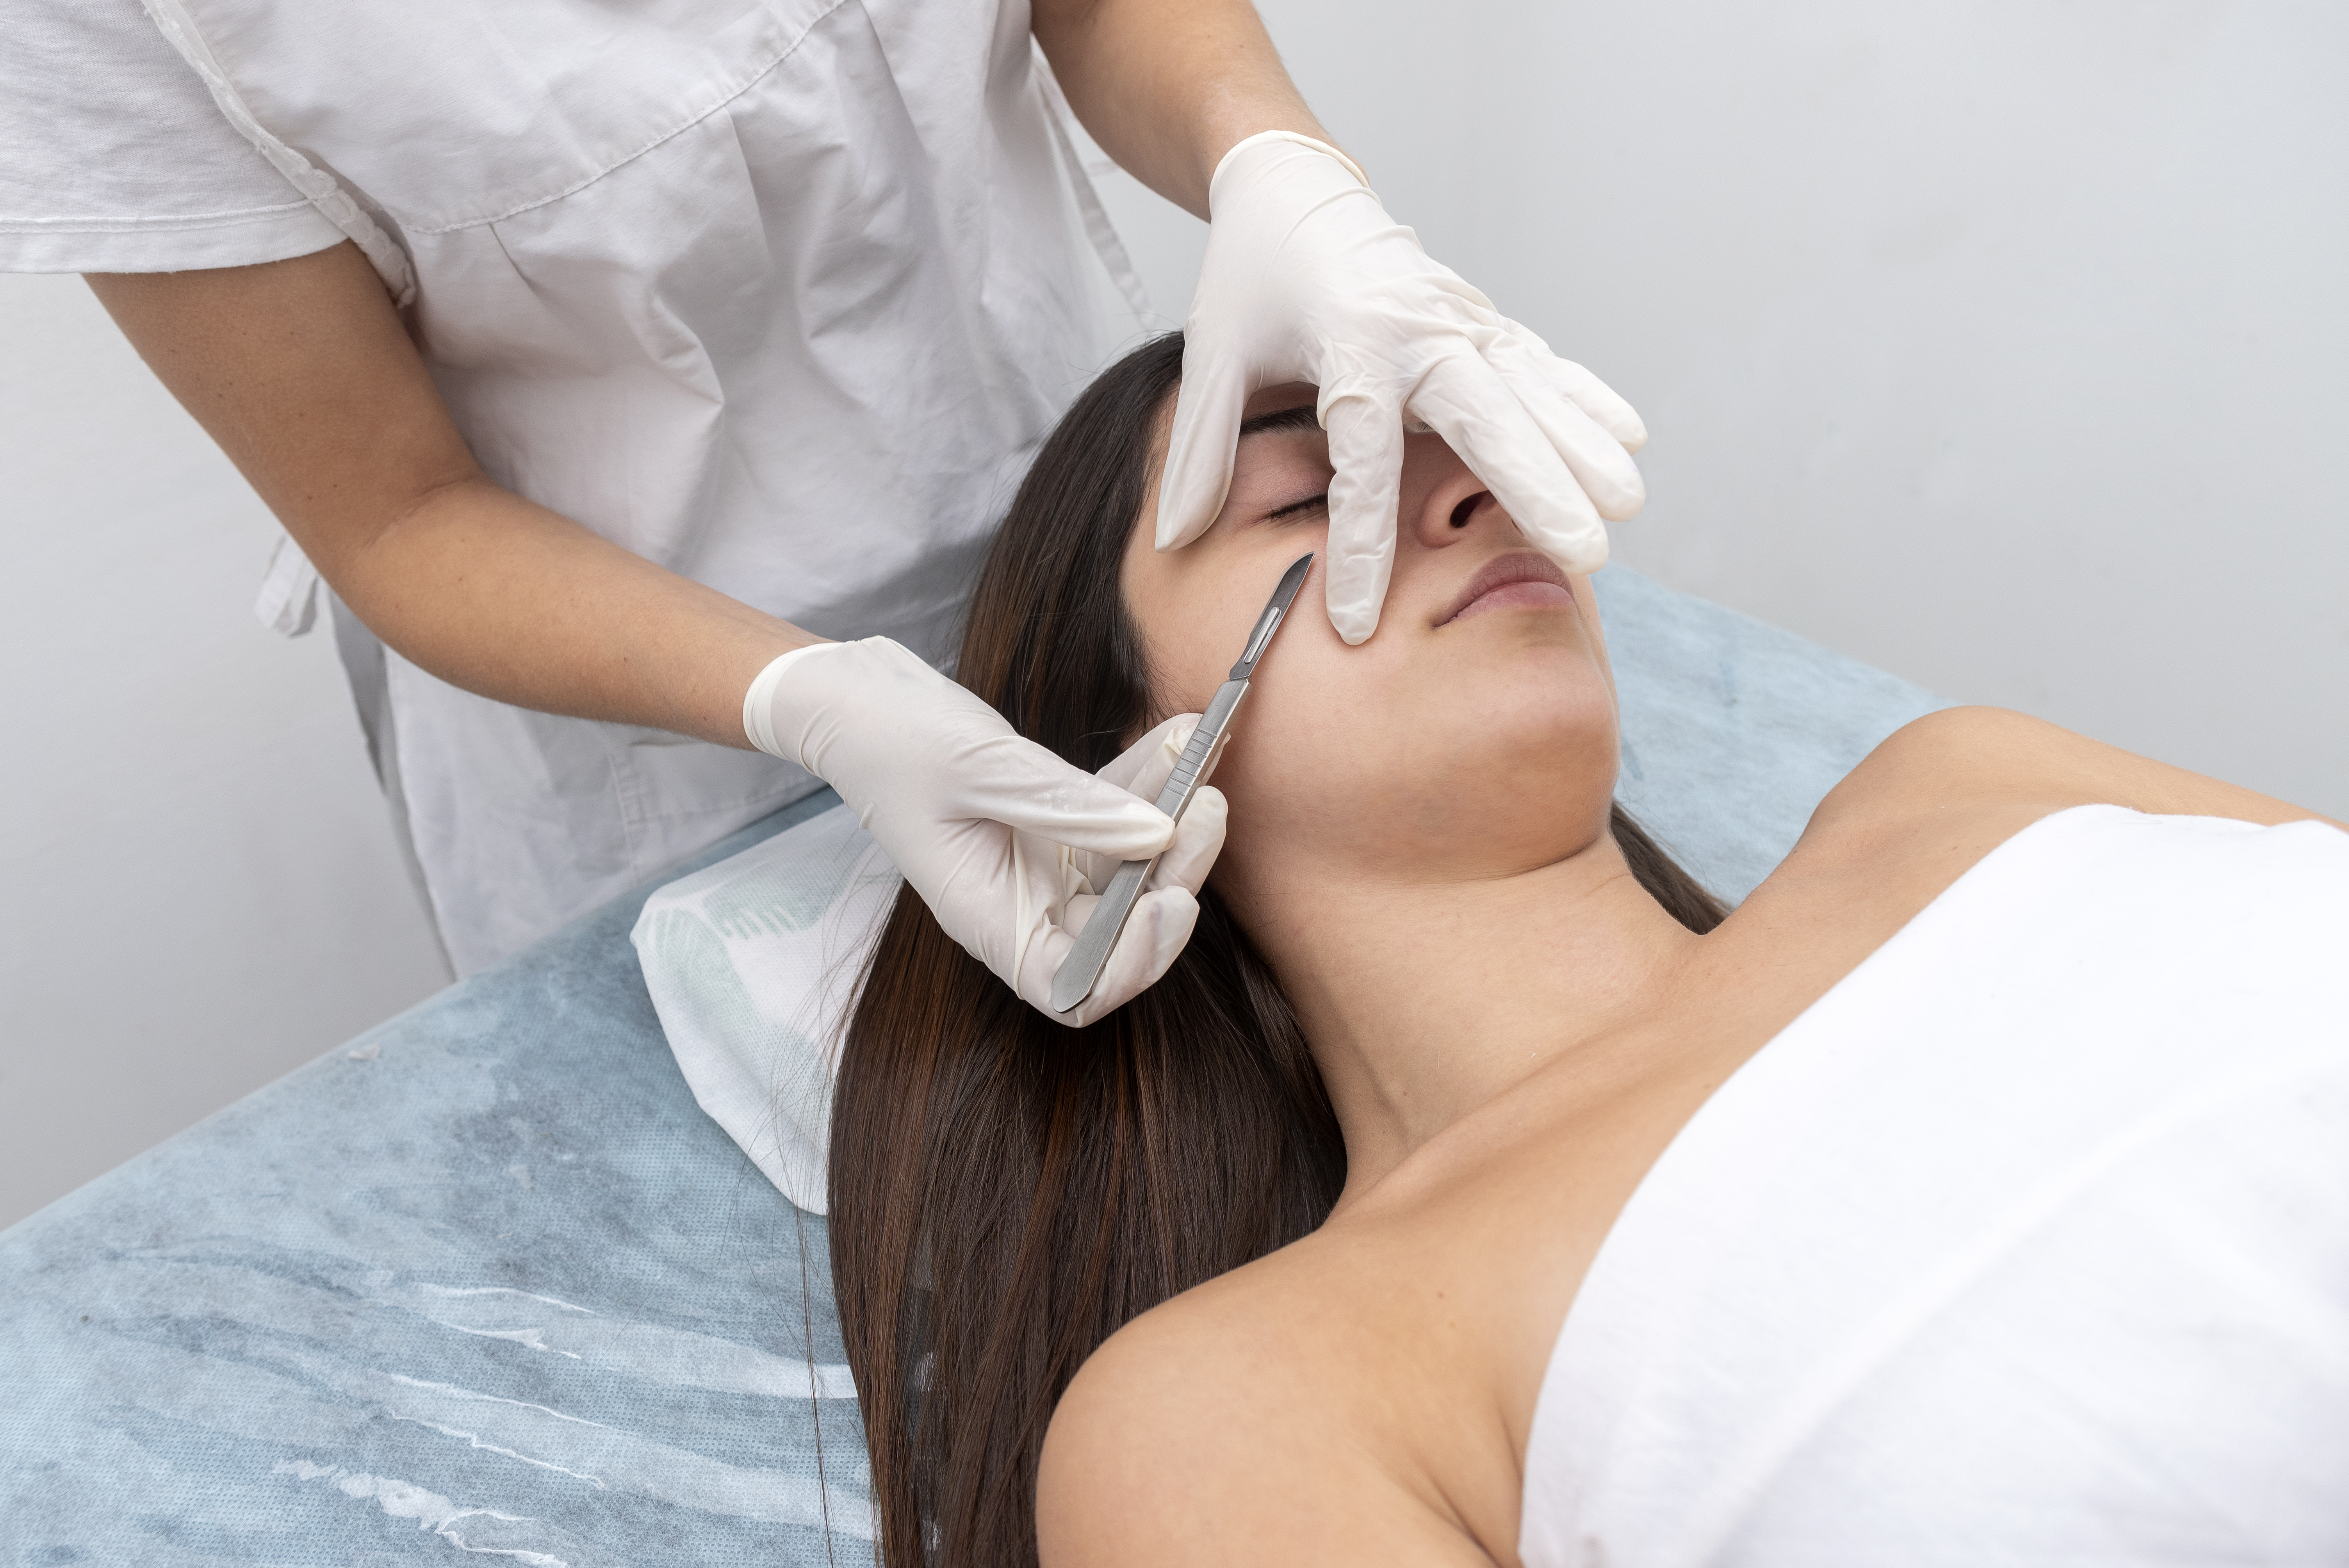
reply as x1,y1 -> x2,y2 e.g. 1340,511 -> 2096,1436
1264,492 -> 1328,524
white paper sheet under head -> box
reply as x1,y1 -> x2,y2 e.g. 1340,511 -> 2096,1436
631,807 -> 901,1213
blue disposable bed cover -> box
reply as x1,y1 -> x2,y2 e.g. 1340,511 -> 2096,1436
0,567 -> 1944,1564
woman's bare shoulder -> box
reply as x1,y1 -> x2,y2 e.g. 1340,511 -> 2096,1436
1822,706 -> 2331,837
1036,1237 -> 1498,1568
1764,706 -> 2336,898
1706,705 -> 2335,1006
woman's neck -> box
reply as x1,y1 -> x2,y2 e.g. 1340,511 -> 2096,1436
1241,833 -> 1704,1205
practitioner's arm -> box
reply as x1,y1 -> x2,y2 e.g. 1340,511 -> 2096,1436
1029,0 -> 1331,219
87,242 -> 816,748
89,241 -> 1192,1027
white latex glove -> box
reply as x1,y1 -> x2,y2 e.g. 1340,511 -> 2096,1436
1160,131 -> 1650,645
744,638 -> 1224,1026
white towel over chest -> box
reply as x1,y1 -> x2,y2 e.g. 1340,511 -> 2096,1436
1520,804 -> 2349,1568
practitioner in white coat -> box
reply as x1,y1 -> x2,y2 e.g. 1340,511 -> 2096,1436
0,0 -> 1647,999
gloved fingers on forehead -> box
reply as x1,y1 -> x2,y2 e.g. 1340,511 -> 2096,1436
950,732 -> 1174,857
1407,353 -> 1611,575
1486,342 -> 1647,523
1531,347 -> 1649,454
1320,385 -> 1409,645
1156,351 -> 1250,551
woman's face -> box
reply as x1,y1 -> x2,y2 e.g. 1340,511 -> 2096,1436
1121,384 -> 1622,916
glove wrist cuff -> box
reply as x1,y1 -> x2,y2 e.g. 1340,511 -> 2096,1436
1210,131 -> 1369,208
741,641 -> 840,763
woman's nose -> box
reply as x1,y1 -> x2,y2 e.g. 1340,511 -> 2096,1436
1401,431 -> 1517,551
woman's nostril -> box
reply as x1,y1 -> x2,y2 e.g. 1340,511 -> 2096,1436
1449,494 -> 1486,530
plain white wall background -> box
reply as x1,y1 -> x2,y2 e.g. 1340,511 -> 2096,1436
1107,0 -> 2349,813
0,276 -> 451,1230
2,0 -> 2341,1229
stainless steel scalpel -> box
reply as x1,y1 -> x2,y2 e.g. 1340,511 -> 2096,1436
1049,551 -> 1315,1015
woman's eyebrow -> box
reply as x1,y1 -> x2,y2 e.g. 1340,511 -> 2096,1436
1237,404 -> 1322,440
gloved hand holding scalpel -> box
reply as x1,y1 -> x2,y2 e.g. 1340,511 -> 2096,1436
749,133 -> 1650,1023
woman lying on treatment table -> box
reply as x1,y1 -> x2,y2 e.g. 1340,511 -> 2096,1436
824,335 -> 2349,1568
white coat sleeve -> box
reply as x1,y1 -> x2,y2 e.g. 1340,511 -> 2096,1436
0,0 -> 344,273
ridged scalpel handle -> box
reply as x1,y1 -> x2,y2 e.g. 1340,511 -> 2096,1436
1152,681 -> 1244,816
1050,680 -> 1249,1014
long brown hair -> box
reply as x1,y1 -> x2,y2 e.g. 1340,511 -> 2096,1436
827,333 -> 1725,1567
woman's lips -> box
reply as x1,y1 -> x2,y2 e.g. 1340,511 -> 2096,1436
1454,579 -> 1577,622
1438,550 -> 1576,625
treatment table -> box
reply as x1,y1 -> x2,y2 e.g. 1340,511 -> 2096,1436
0,568 -> 1944,1564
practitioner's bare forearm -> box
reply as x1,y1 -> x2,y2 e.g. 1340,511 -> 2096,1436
1032,0 -> 1335,218
86,241 -> 813,749
306,475 -> 811,746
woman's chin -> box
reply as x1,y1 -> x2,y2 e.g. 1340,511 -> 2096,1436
1443,669 -> 1616,757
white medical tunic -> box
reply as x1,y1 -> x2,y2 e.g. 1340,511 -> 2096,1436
1,0 -> 1109,971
